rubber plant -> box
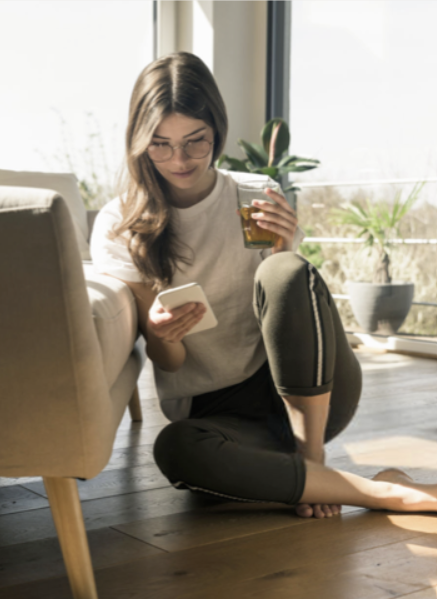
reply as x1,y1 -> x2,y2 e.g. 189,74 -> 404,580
216,118 -> 320,192
330,182 -> 425,284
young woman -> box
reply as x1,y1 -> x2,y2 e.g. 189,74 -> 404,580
91,52 -> 437,518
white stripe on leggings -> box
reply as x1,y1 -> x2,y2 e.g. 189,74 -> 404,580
308,264 -> 323,386
172,481 -> 271,503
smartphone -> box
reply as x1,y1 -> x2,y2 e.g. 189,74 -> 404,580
157,282 -> 218,336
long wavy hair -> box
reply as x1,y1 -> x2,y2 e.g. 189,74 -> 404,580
111,52 -> 228,292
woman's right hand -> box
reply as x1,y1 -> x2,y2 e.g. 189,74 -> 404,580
147,297 -> 206,343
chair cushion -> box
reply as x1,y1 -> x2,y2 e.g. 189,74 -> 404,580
0,169 -> 90,260
83,264 -> 138,388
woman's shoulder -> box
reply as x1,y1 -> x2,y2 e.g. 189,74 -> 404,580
97,195 -> 125,220
91,195 -> 128,246
92,195 -> 127,234
90,194 -> 142,281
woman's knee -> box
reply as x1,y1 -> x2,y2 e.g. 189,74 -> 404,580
153,420 -> 197,481
254,252 -> 310,298
254,253 -> 317,320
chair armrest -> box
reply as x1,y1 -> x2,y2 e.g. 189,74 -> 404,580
83,264 -> 140,388
0,188 -> 112,479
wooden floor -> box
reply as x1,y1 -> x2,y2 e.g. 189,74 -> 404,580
1,349 -> 437,598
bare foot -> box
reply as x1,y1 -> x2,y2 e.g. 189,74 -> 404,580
372,468 -> 437,512
372,468 -> 414,486
295,503 -> 342,518
295,448 -> 342,518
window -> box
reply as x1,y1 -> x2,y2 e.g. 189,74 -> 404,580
290,0 -> 437,190
0,0 -> 154,202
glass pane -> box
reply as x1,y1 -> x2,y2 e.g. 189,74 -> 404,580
0,0 -> 154,206
290,1 -> 437,340
290,1 -> 437,189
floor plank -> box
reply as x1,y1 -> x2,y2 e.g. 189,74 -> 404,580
21,464 -> 170,502
0,485 -> 224,547
397,588 -> 437,599
5,512 -> 437,599
113,505 -> 308,552
104,444 -> 156,471
0,485 -> 49,516
0,527 -> 162,588
112,424 -> 164,450
336,403 -> 437,438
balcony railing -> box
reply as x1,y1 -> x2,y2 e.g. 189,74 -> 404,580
296,177 -> 437,352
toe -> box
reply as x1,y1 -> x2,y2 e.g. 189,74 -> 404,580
295,503 -> 314,518
313,505 -> 326,519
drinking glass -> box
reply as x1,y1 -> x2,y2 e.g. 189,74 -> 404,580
237,180 -> 280,249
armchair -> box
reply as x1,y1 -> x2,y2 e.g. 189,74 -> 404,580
0,186 -> 144,599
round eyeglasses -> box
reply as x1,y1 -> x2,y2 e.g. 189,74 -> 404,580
146,138 -> 213,163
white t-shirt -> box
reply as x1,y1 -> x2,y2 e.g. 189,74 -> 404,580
91,169 -> 304,421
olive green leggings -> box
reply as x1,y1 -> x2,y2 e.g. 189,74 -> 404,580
154,253 -> 362,505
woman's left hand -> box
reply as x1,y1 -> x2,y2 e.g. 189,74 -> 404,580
251,187 -> 298,253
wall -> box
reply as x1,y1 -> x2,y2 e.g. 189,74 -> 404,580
157,0 -> 267,157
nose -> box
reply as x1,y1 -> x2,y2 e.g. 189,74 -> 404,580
171,146 -> 190,167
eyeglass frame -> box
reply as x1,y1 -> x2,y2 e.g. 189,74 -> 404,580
146,138 -> 214,163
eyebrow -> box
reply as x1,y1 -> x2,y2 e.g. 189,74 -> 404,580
152,126 -> 207,140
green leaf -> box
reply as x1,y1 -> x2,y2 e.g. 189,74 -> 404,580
281,164 -> 319,173
217,155 -> 250,172
278,155 -> 320,167
250,166 -> 279,179
237,139 -> 268,167
261,118 -> 290,158
252,143 -> 269,163
277,155 -> 299,167
216,154 -> 227,168
329,181 -> 425,262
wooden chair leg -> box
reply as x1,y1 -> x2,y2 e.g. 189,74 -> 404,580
43,477 -> 98,599
128,385 -> 143,422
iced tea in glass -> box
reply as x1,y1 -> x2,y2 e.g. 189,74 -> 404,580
237,181 -> 280,249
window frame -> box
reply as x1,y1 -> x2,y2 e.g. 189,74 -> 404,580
266,0 -> 291,123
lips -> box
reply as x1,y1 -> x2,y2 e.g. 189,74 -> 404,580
171,168 -> 196,178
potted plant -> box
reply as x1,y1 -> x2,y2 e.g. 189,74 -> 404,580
217,118 -> 320,208
330,182 -> 425,334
